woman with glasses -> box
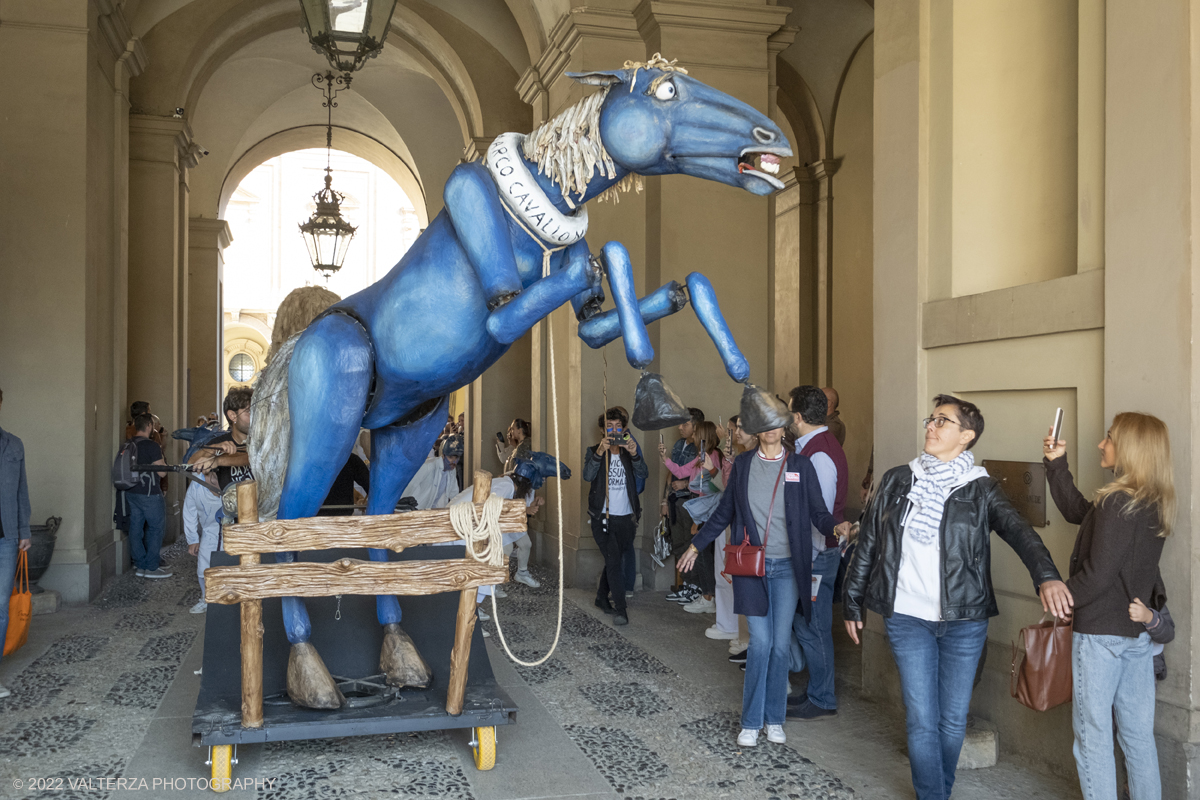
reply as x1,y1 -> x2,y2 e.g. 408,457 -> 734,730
842,394 -> 1073,800
1044,414 -> 1174,800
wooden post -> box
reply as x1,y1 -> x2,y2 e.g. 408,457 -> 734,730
446,470 -> 492,715
236,481 -> 264,729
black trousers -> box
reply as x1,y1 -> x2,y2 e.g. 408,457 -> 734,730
591,512 -> 638,613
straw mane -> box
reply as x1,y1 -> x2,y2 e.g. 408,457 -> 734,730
522,54 -> 688,206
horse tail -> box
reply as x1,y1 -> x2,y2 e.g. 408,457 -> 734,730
248,332 -> 300,521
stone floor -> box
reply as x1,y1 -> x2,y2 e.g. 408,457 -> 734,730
0,544 -> 1082,800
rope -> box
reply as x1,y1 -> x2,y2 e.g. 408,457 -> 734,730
488,204 -> 570,668
449,494 -> 506,566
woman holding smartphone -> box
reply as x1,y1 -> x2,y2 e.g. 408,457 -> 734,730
1044,413 -> 1174,800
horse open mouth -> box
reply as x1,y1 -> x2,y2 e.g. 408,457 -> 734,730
737,152 -> 784,189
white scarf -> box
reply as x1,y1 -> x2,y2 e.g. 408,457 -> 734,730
484,133 -> 589,245
904,451 -> 977,546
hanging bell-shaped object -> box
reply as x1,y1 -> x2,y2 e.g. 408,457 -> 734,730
738,383 -> 792,435
631,372 -> 691,430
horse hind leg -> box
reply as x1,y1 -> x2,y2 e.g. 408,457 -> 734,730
367,396 -> 451,689
278,312 -> 374,709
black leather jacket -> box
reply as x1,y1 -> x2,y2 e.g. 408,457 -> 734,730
842,464 -> 1062,622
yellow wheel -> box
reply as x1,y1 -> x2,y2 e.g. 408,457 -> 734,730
210,745 -> 233,793
472,726 -> 496,770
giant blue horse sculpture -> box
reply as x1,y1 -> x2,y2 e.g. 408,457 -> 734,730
249,56 -> 790,709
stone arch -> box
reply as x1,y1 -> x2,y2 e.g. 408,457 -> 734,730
776,59 -> 825,165
829,32 -> 874,158
216,126 -> 430,227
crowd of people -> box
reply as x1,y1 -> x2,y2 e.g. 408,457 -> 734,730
0,376 -> 1180,799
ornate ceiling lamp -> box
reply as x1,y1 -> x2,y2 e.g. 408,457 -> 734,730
299,0 -> 398,74
298,72 -> 357,279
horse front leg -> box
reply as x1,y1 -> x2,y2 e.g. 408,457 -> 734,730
365,396 -> 451,690
684,272 -> 749,382
596,241 -> 655,368
578,280 -> 689,348
485,239 -> 602,344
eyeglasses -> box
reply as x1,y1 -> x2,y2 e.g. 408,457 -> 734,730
923,416 -> 963,430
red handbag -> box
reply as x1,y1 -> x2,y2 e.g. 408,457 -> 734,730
722,456 -> 787,578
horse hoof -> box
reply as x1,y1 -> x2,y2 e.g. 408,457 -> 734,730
287,643 -> 345,710
380,623 -> 433,689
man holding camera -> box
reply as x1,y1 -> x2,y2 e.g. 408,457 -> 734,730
582,407 -> 648,626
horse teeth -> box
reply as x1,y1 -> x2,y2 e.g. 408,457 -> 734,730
761,161 -> 779,175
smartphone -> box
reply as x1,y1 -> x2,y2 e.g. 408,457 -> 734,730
495,431 -> 505,443
1050,407 -> 1064,446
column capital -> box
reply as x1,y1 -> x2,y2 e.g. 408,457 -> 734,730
634,0 -> 790,38
807,158 -> 840,182
96,0 -> 146,75
188,217 -> 232,251
462,137 -> 495,163
130,115 -> 206,169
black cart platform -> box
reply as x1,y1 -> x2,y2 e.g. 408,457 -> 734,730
191,546 -> 515,786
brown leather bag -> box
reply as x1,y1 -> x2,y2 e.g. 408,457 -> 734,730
1010,614 -> 1072,711
722,456 -> 787,579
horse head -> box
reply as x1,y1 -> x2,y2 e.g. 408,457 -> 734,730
568,59 -> 792,197
513,450 -> 571,490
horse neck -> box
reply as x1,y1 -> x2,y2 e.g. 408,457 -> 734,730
520,151 -> 631,215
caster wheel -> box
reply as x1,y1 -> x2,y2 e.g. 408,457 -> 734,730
472,726 -> 496,770
210,744 -> 233,792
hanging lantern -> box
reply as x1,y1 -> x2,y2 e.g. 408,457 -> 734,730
300,171 -> 357,278
299,0 -> 398,74
299,72 -> 357,278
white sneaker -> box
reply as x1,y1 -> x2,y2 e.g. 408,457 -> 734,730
736,728 -> 759,747
476,606 -> 491,621
683,596 -> 716,614
482,629 -> 492,638
728,638 -> 748,655
0,683 -> 10,699
513,570 -> 541,588
766,724 -> 786,744
142,568 -> 173,579
705,625 -> 738,640
135,569 -> 145,578
493,586 -> 508,599
189,601 -> 208,614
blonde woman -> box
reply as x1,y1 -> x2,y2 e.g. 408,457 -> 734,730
1044,413 -> 1175,800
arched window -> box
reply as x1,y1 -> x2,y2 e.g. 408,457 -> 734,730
228,352 -> 256,383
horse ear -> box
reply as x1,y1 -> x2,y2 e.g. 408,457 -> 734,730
567,70 -> 629,87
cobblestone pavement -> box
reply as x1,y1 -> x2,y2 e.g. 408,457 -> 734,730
0,546 -> 1079,800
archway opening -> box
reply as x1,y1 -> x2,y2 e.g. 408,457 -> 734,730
221,147 -> 421,398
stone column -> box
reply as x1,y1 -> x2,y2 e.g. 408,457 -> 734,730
772,168 -> 816,394
1104,3 -> 1196,791
128,115 -> 196,542
188,218 -> 231,423
808,158 -> 839,385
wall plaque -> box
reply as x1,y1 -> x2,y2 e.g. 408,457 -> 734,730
982,460 -> 1048,527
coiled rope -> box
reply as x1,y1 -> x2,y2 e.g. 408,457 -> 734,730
449,494 -> 506,566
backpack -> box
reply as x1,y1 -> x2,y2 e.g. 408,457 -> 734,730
112,439 -> 142,491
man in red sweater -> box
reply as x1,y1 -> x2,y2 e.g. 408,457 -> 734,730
787,386 -> 848,720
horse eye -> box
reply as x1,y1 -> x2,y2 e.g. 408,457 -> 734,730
653,80 -> 677,101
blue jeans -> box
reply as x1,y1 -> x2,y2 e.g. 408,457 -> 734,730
0,534 -> 19,667
742,558 -> 800,730
792,546 -> 841,709
1073,632 -> 1160,800
126,492 -> 166,571
885,613 -> 989,800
